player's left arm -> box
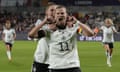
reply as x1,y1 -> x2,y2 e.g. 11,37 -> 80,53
13,33 -> 16,40
13,29 -> 16,40
112,26 -> 119,34
72,16 -> 94,36
79,22 -> 94,36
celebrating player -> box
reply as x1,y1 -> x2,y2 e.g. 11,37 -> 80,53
2,20 -> 16,61
100,18 -> 118,67
29,5 -> 94,72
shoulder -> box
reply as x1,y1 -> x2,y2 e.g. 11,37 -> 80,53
38,37 -> 47,43
40,37 -> 46,41
10,28 -> 16,33
11,28 -> 15,31
111,25 -> 115,28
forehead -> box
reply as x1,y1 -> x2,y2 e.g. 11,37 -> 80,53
47,5 -> 57,11
6,21 -> 10,24
105,19 -> 111,23
55,8 -> 66,12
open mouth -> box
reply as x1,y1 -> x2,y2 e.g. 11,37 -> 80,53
58,17 -> 64,21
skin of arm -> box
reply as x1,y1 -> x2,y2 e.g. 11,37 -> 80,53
28,17 -> 47,38
72,16 -> 94,37
13,33 -> 16,40
112,26 -> 118,34
78,22 -> 94,37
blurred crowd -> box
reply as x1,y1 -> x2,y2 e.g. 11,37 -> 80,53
0,10 -> 44,33
74,11 -> 120,32
0,10 -> 120,33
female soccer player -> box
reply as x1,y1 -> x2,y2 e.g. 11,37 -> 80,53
101,18 -> 118,67
2,20 -> 16,61
95,18 -> 118,67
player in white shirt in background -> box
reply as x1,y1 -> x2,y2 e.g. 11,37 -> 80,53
2,20 -> 16,61
29,5 -> 94,72
30,4 -> 58,72
100,18 -> 118,67
94,18 -> 118,67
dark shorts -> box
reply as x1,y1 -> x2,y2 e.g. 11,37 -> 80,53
103,42 -> 114,48
5,42 -> 13,47
31,61 -> 49,72
49,67 -> 81,72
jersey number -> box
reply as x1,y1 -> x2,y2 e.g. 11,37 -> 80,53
59,42 -> 70,51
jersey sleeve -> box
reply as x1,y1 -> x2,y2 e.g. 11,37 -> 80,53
35,19 -> 42,26
12,29 -> 16,34
73,21 -> 82,32
112,26 -> 117,32
75,21 -> 81,29
35,19 -> 50,32
41,25 -> 49,30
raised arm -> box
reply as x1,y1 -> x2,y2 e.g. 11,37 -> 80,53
28,17 -> 47,38
77,21 -> 94,36
71,16 -> 94,36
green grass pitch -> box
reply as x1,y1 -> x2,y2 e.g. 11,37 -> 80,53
0,41 -> 119,72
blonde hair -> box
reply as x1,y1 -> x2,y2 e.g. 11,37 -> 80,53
104,18 -> 113,25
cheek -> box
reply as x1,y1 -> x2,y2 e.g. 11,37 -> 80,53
65,14 -> 68,17
46,11 -> 52,16
8,25 -> 11,28
47,13 -> 52,16
52,11 -> 55,14
54,15 -> 58,19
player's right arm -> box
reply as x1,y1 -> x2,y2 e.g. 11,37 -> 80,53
68,16 -> 94,36
28,17 -> 48,38
112,26 -> 119,34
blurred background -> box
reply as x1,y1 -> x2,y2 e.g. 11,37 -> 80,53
0,0 -> 120,41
